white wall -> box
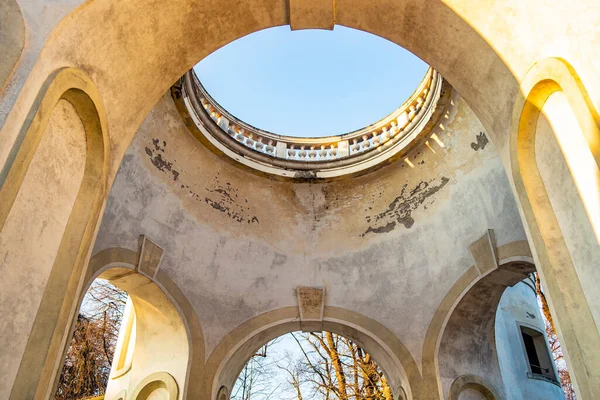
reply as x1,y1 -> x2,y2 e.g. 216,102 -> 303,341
495,281 -> 565,400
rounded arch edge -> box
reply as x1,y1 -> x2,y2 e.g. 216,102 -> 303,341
206,305 -> 419,400
85,245 -> 206,400
5,67 -> 110,400
130,371 -> 179,400
509,57 -> 600,400
448,374 -> 501,400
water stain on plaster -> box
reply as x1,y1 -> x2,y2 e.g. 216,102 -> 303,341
361,176 -> 450,237
470,132 -> 489,151
144,138 -> 259,224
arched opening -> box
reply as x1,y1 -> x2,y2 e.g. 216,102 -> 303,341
226,330 -> 400,399
447,375 -> 498,400
55,279 -> 128,399
194,25 -> 429,137
55,267 -> 189,400
208,308 -> 416,400
438,256 -> 571,400
437,262 -> 536,400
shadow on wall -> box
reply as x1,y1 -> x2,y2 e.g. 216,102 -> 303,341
0,0 -> 25,94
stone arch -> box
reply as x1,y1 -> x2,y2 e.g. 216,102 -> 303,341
74,245 -> 206,399
0,0 -> 518,182
204,306 -> 420,400
0,3 -> 598,400
510,57 -> 600,398
436,259 -> 536,399
216,385 -> 229,400
421,240 -> 533,399
0,0 -> 25,94
0,68 -> 109,400
448,375 -> 500,400
129,371 -> 179,400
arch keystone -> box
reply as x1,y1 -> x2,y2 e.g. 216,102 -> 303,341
296,286 -> 325,331
469,229 -> 498,275
137,235 -> 164,279
289,0 -> 335,30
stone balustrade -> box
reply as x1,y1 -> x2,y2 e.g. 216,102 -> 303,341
181,68 -> 444,178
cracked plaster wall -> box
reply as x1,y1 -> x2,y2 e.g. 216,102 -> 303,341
93,90 -> 527,368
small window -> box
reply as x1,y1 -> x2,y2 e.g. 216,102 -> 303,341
520,325 -> 556,381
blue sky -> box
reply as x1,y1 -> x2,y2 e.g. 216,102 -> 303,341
194,26 -> 428,138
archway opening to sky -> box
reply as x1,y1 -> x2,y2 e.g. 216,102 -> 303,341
194,26 -> 428,138
231,331 -> 395,400
55,279 -> 127,399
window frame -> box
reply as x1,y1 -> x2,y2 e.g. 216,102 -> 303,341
515,321 -> 561,385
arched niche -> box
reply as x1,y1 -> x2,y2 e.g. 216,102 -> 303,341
448,375 -> 500,400
205,306 -> 417,400
0,0 -> 25,94
510,57 -> 600,399
129,371 -> 179,400
0,68 -> 108,400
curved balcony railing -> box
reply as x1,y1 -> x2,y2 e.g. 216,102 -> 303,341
181,67 -> 443,176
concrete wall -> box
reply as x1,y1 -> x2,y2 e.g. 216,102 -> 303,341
495,281 -> 565,400
93,88 -> 525,384
0,99 -> 86,394
0,0 -> 25,94
0,0 -> 599,397
0,0 -> 85,129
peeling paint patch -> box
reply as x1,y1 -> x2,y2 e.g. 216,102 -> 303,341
206,184 -> 258,224
199,181 -> 260,224
145,139 -> 180,181
143,138 -> 257,224
361,176 -> 450,236
470,132 -> 489,151
175,172 -> 260,224
363,222 -> 397,235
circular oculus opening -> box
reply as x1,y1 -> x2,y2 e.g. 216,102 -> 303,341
180,26 -> 448,179
194,26 -> 429,138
